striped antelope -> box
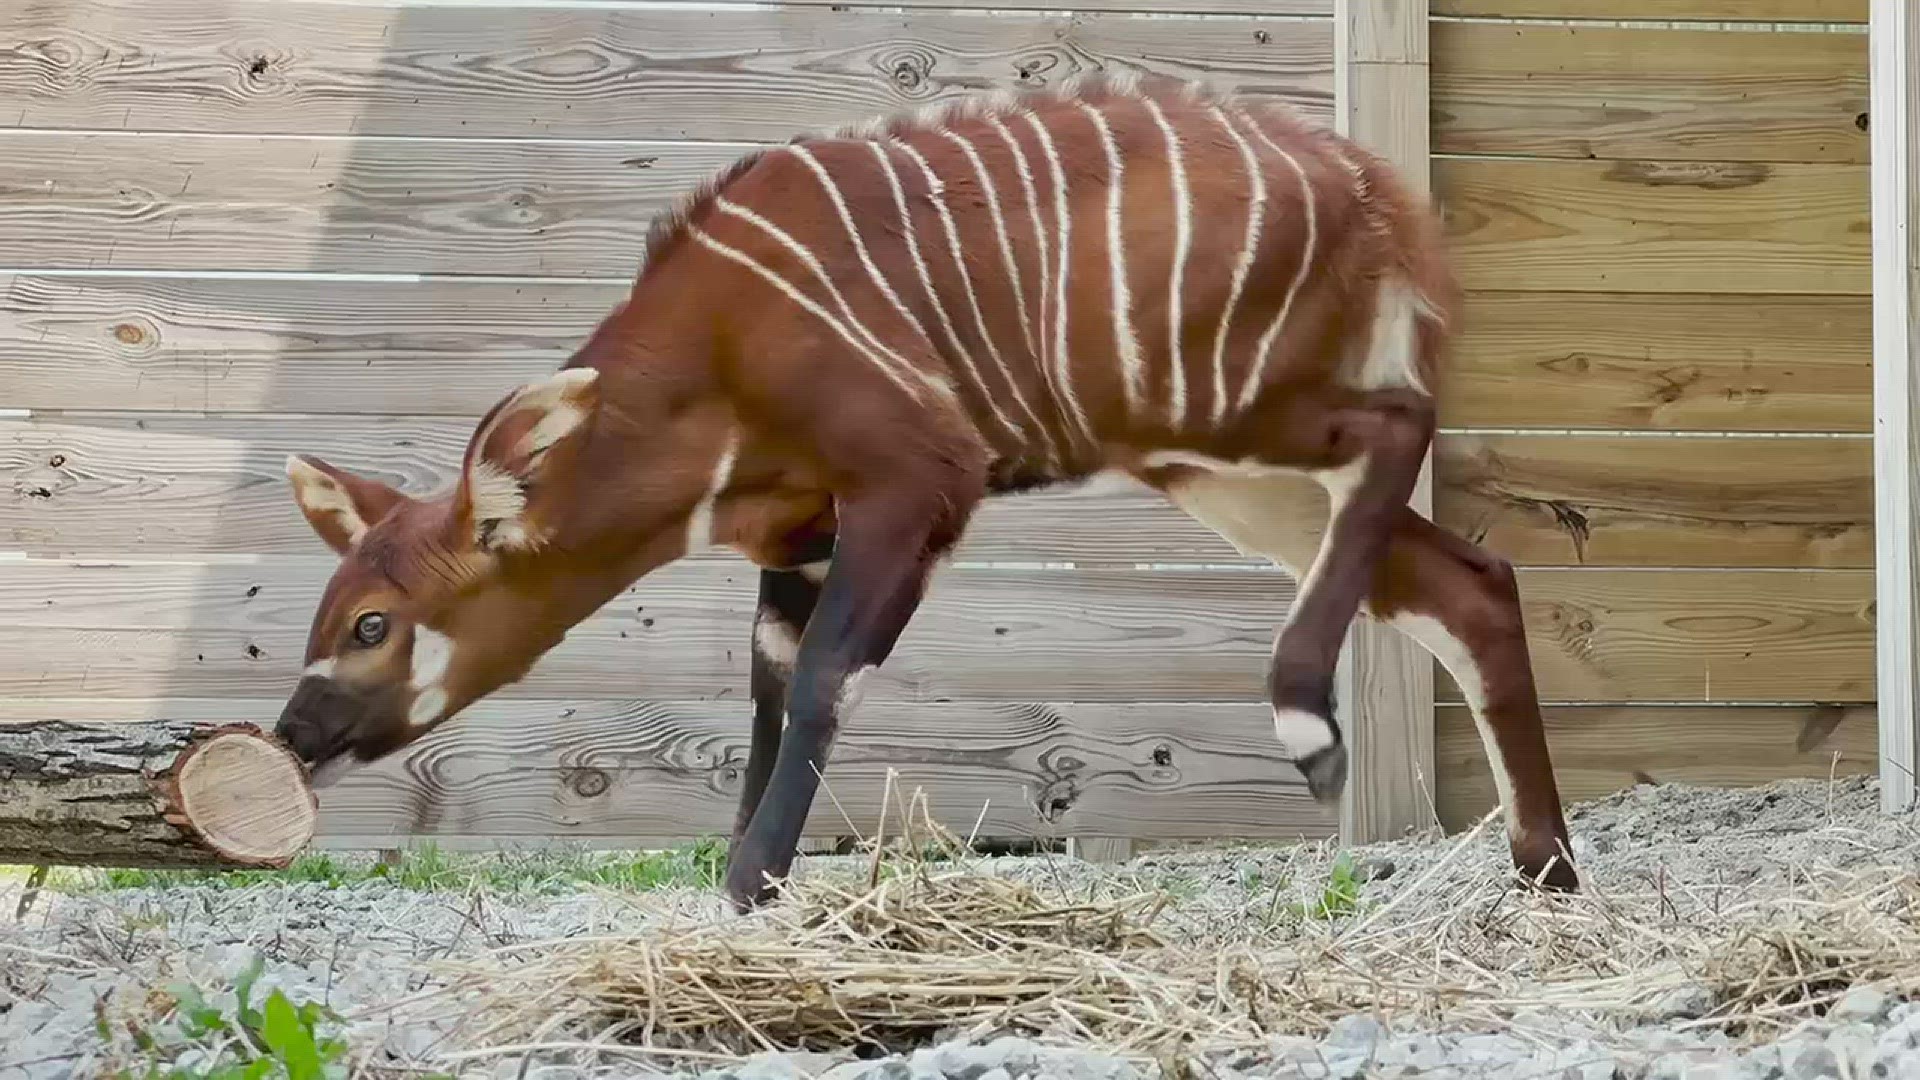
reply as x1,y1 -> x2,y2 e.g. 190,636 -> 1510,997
275,73 -> 1577,911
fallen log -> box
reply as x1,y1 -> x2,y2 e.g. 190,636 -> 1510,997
0,721 -> 318,869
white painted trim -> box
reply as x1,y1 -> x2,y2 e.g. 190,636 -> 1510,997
1871,0 -> 1920,814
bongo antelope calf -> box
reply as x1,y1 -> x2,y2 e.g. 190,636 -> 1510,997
275,74 -> 1577,911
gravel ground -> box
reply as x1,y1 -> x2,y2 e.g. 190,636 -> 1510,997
7,774 -> 1920,1079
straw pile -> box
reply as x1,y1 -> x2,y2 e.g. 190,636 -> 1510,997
429,781 -> 1920,1071
433,787 -> 1274,1062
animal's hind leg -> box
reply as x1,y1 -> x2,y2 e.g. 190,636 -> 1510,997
737,563 -> 827,852
1372,508 -> 1576,889
1164,467 -> 1576,890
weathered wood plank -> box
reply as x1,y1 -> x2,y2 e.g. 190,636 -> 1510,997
1869,0 -> 1920,812
1435,158 -> 1870,295
1442,569 -> 1875,705
1431,0 -> 1863,17
1432,23 -> 1867,163
1434,704 -> 1878,833
3,278 -> 1874,432
1335,0 -> 1435,846
0,559 -> 1871,704
0,134 -> 741,277
0,698 -> 1328,843
0,557 -> 1292,704
1442,291 -> 1871,432
0,0 -> 1332,141
0,275 -> 621,415
1435,434 -> 1874,568
0,415 -> 1252,564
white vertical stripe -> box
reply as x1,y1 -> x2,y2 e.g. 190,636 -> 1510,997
1236,110 -> 1319,417
1142,95 -> 1192,430
712,196 -> 919,384
688,225 -> 943,403
988,112 -> 1065,450
891,137 -> 1028,446
1208,105 -> 1266,428
1021,108 -> 1095,446
937,128 -> 1036,358
935,126 -> 1059,459
867,141 -> 982,413
1077,100 -> 1144,418
784,144 -> 936,352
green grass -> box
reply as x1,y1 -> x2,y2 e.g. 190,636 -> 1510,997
6,837 -> 728,897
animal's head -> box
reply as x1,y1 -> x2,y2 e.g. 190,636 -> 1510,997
275,367 -> 604,783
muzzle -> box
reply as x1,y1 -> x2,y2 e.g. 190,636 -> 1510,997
274,674 -> 374,766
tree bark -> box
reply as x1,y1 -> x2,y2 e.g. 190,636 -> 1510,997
0,721 -> 318,869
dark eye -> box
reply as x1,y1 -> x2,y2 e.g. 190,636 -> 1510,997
353,612 -> 388,647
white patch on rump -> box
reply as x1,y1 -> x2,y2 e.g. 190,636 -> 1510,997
1352,277 -> 1428,394
1391,611 -> 1516,835
1271,706 -> 1336,760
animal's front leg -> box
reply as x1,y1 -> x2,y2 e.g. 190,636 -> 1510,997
723,489 -> 970,913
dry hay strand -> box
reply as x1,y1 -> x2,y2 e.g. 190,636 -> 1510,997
425,788 -> 1920,1070
433,786 -> 1283,1064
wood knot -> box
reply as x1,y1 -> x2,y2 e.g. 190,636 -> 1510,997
877,47 -> 936,96
1856,111 -> 1870,133
112,323 -> 145,345
1151,744 -> 1173,767
1012,52 -> 1061,86
47,454 -> 65,468
568,767 -> 611,798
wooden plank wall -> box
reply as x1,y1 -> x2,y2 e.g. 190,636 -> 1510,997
1427,0 -> 1880,829
0,0 -> 1357,851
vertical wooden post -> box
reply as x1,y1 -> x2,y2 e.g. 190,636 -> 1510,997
1871,0 -> 1920,814
1333,0 -> 1438,844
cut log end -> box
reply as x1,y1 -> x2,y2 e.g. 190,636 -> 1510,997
167,730 -> 319,868
0,720 -> 319,870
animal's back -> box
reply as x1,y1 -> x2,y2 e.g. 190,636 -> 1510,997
665,73 -> 1456,478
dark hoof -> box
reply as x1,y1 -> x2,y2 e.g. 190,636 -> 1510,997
1297,742 -> 1348,806
1514,843 -> 1580,893
723,863 -> 781,913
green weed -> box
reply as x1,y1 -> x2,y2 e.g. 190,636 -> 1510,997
104,955 -> 352,1080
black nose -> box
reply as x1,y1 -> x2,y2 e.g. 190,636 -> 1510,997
275,711 -> 328,764
276,676 -> 349,764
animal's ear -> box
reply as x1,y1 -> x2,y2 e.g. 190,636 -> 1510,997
454,367 -> 601,552
285,455 -> 409,555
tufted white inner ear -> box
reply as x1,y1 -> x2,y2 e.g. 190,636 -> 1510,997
286,456 -> 370,544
